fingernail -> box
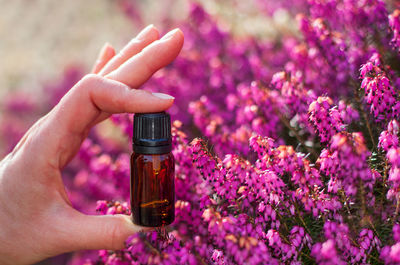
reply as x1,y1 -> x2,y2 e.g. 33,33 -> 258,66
152,92 -> 175,100
136,24 -> 156,40
161,28 -> 180,41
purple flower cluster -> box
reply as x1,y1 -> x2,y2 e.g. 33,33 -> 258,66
389,9 -> 400,52
311,222 -> 380,264
379,120 -> 400,201
318,132 -> 376,197
297,15 -> 350,92
379,119 -> 400,152
360,52 -> 400,122
3,0 -> 400,264
381,224 -> 400,264
308,96 -> 358,143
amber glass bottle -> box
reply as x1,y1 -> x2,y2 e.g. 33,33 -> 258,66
131,112 -> 175,227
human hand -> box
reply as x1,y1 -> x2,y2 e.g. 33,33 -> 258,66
0,25 -> 184,264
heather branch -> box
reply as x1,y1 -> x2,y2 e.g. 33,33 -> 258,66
393,196 -> 400,225
351,79 -> 377,149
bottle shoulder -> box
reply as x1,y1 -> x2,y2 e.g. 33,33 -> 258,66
131,152 -> 174,162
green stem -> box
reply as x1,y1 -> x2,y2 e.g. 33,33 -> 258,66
293,201 -> 313,237
350,79 -> 377,150
143,239 -> 161,256
359,180 -> 367,217
194,251 -> 208,265
338,190 -> 359,235
273,206 -> 314,262
273,206 -> 291,238
393,197 -> 400,225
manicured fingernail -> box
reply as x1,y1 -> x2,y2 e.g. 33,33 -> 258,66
152,92 -> 175,100
161,28 -> 180,41
136,24 -> 156,40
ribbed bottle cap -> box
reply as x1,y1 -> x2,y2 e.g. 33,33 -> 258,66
133,112 -> 172,154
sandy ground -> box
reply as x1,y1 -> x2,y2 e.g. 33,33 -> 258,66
0,0 -> 136,96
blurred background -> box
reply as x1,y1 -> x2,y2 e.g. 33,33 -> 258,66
0,0 -> 183,97
0,0 -> 295,98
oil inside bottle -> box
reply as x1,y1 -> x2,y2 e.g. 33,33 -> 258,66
131,152 -> 174,227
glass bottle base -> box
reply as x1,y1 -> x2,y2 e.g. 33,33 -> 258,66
132,203 -> 174,227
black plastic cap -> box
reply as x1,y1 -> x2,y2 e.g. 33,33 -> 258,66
133,112 -> 172,154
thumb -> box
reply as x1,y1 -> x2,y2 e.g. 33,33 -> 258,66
65,211 -> 150,251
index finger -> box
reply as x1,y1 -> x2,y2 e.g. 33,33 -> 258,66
106,28 -> 184,88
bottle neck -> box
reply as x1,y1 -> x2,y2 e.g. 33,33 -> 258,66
133,144 -> 172,155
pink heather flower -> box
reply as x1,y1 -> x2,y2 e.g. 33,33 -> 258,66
211,249 -> 226,265
379,120 -> 400,152
389,10 -> 400,52
360,53 -> 400,122
381,243 -> 400,264
296,14 -> 351,96
271,71 -> 314,117
390,243 -> 400,262
319,132 -> 374,197
308,96 -> 357,143
311,239 -> 346,265
387,148 -> 400,200
320,221 -> 373,264
394,224 -> 400,242
389,119 -> 400,134
387,148 -> 400,167
338,100 -> 359,123
379,120 -> 400,202
357,228 -> 381,263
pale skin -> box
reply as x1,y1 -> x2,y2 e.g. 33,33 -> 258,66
0,25 -> 184,264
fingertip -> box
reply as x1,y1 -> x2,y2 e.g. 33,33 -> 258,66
173,28 -> 184,50
99,42 -> 115,59
119,90 -> 173,113
98,26 -> 159,76
143,28 -> 184,68
105,42 -> 115,53
137,24 -> 160,41
152,92 -> 175,100
105,28 -> 184,88
151,92 -> 175,111
161,28 -> 184,60
104,43 -> 116,58
160,28 -> 184,48
175,28 -> 184,42
125,91 -> 174,113
121,215 -> 154,233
